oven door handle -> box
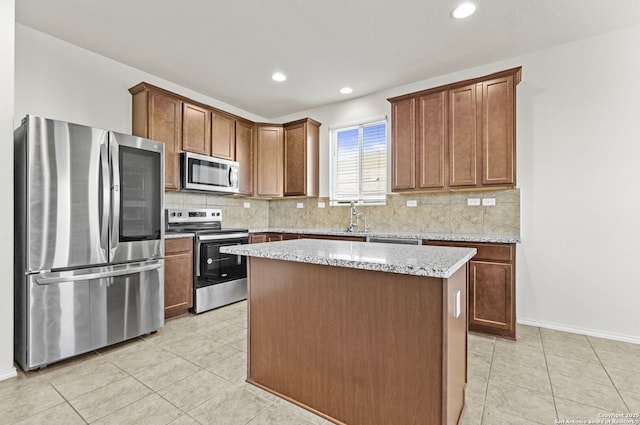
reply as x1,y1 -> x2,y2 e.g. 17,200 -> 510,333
198,233 -> 249,241
195,244 -> 201,277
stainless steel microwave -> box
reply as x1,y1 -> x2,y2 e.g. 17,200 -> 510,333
181,151 -> 240,194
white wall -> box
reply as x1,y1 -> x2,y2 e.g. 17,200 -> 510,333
275,25 -> 640,343
14,24 -> 267,132
0,0 -> 17,381
14,22 -> 640,343
515,25 -> 640,342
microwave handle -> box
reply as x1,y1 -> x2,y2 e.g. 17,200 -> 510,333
229,165 -> 239,188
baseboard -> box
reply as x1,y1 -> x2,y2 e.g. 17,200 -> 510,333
0,366 -> 17,382
517,318 -> 640,345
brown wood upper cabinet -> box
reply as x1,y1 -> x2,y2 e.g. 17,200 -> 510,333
449,83 -> 480,187
255,125 -> 284,197
235,119 -> 254,196
481,75 -> 516,185
182,102 -> 211,155
389,67 -> 520,192
129,83 -> 182,191
254,119 -> 320,198
211,111 -> 236,160
390,97 -> 416,190
130,82 -> 321,197
183,106 -> 235,161
283,118 -> 320,197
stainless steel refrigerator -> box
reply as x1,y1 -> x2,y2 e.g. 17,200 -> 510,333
14,115 -> 165,371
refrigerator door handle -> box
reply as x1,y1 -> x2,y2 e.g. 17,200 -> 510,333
99,142 -> 110,257
110,140 -> 120,255
34,262 -> 163,285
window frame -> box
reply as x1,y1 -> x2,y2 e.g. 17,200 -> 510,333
329,116 -> 388,206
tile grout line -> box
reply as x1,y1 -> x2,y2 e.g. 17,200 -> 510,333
47,382 -> 90,425
478,337 -> 496,425
540,327 -> 561,422
124,360 -> 197,421
136,336 -> 275,423
586,337 -> 632,413
102,324 -> 256,423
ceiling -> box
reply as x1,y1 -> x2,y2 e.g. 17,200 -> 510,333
15,0 -> 640,119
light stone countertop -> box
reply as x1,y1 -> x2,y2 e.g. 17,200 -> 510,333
249,228 -> 520,244
221,239 -> 477,278
164,233 -> 195,239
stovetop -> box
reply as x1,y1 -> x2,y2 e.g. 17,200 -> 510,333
165,207 -> 248,236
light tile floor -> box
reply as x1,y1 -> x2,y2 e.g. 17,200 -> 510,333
2,301 -> 639,425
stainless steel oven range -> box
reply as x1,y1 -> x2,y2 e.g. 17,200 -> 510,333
166,208 -> 248,313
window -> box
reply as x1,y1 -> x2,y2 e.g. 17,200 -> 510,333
330,118 -> 387,205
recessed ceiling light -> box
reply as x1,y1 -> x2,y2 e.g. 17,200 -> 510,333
340,87 -> 353,94
272,72 -> 287,82
451,2 -> 477,19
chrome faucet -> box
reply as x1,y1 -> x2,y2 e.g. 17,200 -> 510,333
347,201 -> 369,232
356,211 -> 369,232
348,201 -> 358,232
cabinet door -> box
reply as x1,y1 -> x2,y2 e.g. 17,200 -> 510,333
417,92 -> 447,189
391,98 -> 416,191
482,76 -> 515,185
147,92 -> 182,190
236,120 -> 254,196
266,233 -> 283,242
182,102 -> 211,155
468,260 -> 513,333
211,112 -> 236,160
448,84 -> 480,187
164,238 -> 193,319
255,126 -> 283,197
249,233 -> 267,244
284,122 -> 306,196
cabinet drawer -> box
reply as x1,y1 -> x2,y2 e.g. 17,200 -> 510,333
469,243 -> 513,262
423,240 -> 513,262
165,237 -> 193,254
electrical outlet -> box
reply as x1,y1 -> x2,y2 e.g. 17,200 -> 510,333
317,202 -> 326,209
406,200 -> 417,207
296,203 -> 304,209
482,198 -> 496,206
243,202 -> 250,208
467,198 -> 481,206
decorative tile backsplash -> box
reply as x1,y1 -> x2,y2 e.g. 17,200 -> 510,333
165,188 -> 520,235
269,189 -> 520,235
164,192 -> 270,229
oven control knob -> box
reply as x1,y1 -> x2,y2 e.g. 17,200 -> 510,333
207,258 -> 213,265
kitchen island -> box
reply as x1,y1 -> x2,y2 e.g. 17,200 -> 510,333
221,239 -> 477,425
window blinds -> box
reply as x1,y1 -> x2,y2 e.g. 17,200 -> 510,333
331,120 -> 387,204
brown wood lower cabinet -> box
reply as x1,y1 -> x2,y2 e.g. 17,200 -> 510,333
248,257 -> 467,425
164,237 -> 193,319
425,240 -> 516,339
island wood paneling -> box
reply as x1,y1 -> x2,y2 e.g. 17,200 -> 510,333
246,258 -> 467,425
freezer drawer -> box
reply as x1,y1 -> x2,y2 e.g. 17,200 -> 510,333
15,260 -> 164,371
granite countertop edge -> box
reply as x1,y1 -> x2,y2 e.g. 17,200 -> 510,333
222,240 -> 477,278
248,227 -> 520,244
164,233 -> 195,239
